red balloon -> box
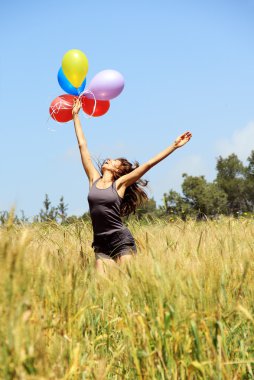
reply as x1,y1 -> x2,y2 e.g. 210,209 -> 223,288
49,95 -> 77,122
81,96 -> 110,117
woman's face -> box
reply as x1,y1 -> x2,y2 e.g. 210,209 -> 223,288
102,158 -> 122,173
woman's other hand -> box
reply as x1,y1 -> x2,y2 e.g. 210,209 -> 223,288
72,98 -> 82,118
174,131 -> 192,148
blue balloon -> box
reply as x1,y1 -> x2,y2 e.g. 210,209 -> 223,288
57,67 -> 86,95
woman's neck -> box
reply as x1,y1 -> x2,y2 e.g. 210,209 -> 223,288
101,171 -> 114,183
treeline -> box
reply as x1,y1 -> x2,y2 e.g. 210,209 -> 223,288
160,151 -> 254,220
0,195 -> 69,225
1,151 -> 253,225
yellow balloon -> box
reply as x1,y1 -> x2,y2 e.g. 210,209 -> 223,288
62,49 -> 89,88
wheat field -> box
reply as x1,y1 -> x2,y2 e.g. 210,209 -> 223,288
0,216 -> 254,379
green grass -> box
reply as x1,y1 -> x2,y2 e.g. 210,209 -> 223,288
0,216 -> 254,379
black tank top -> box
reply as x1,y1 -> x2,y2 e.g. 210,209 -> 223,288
87,178 -> 124,237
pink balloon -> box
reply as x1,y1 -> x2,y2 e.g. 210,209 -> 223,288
87,70 -> 124,100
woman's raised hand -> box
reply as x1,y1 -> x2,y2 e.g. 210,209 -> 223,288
173,131 -> 192,148
72,98 -> 82,117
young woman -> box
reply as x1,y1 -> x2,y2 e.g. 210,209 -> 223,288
72,98 -> 192,274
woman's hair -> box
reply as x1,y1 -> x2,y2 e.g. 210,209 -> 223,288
98,157 -> 149,216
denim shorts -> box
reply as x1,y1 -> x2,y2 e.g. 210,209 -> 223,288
92,227 -> 137,259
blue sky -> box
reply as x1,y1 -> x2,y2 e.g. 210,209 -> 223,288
1,0 -> 254,218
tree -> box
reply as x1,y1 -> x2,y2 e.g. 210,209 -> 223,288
181,174 -> 228,217
0,209 -> 20,225
81,211 -> 91,222
215,154 -> 248,214
161,190 -> 191,219
121,197 -> 158,222
245,150 -> 254,211
247,150 -> 254,176
135,197 -> 157,219
0,211 -> 9,225
65,215 -> 80,224
57,196 -> 68,223
19,210 -> 29,223
39,194 -> 57,222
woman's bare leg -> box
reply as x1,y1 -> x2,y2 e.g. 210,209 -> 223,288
118,254 -> 134,266
95,253 -> 118,275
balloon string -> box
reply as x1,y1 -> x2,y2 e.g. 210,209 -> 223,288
78,89 -> 97,118
47,98 -> 74,130
50,98 -> 74,116
47,88 -> 97,132
45,115 -> 57,132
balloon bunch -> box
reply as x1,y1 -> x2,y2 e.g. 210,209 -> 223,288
49,49 -> 125,123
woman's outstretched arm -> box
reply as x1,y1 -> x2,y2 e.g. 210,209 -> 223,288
72,99 -> 100,187
118,131 -> 192,188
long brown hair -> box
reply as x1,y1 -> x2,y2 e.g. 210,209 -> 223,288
98,157 -> 149,216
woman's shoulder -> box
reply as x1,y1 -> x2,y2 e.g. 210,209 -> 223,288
89,176 -> 101,190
